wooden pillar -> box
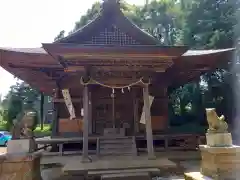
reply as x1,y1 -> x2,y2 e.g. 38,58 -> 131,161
88,91 -> 92,135
82,85 -> 90,162
40,93 -> 44,130
133,90 -> 139,134
143,85 -> 155,159
51,102 -> 59,137
51,89 -> 60,137
111,91 -> 116,128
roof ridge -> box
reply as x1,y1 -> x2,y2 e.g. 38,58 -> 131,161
55,0 -> 158,45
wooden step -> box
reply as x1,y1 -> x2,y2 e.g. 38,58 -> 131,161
101,172 -> 151,180
100,139 -> 133,144
99,136 -> 137,157
100,136 -> 133,140
100,144 -> 133,149
88,168 -> 160,176
99,150 -> 134,156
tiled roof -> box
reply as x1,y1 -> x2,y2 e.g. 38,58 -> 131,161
183,48 -> 235,56
0,47 -> 47,54
0,47 -> 235,56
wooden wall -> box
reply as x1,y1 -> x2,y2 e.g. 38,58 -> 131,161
56,85 -> 169,135
58,118 -> 83,133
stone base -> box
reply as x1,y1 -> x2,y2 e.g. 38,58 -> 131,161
184,172 -> 213,180
199,145 -> 240,179
206,133 -> 232,147
0,153 -> 42,180
7,139 -> 36,154
147,155 -> 156,160
101,172 -> 151,180
81,156 -> 92,163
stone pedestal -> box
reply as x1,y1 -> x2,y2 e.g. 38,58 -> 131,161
0,152 -> 42,180
185,145 -> 240,180
206,133 -> 232,147
200,145 -> 240,179
7,139 -> 35,154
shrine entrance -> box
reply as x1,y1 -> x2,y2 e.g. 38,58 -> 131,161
92,86 -> 135,136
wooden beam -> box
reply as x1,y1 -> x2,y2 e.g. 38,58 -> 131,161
64,66 -> 167,73
63,53 -> 176,60
65,59 -> 173,65
53,98 -> 82,103
8,63 -> 63,69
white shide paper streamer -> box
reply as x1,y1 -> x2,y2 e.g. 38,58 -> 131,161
62,89 -> 76,120
140,95 -> 154,124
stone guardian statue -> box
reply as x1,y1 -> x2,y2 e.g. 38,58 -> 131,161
205,108 -> 232,147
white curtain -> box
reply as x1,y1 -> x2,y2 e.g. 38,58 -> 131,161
62,89 -> 76,120
140,95 -> 154,124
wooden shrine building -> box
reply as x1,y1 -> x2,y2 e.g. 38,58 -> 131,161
0,0 -> 234,159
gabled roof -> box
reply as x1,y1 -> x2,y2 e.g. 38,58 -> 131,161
0,47 -> 234,95
55,0 -> 159,45
0,1 -> 235,94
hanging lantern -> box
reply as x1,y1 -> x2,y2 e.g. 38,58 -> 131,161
121,88 -> 124,93
128,86 -> 130,91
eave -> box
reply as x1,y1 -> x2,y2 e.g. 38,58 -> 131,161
166,48 -> 235,87
0,47 -> 235,94
42,43 -> 188,62
0,48 -> 61,95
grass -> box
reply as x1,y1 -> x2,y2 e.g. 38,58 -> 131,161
34,124 -> 51,137
0,120 -> 51,137
0,121 -> 7,131
0,108 -> 5,131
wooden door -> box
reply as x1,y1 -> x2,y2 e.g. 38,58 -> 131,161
92,88 -> 134,135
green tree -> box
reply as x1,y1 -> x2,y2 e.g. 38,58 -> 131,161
183,0 -> 238,49
54,30 -> 65,41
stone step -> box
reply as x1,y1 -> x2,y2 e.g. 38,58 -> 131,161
99,148 -> 137,156
99,149 -> 136,156
88,168 -> 160,176
101,172 -> 151,180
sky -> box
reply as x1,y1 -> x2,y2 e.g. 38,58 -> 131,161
0,0 -> 146,97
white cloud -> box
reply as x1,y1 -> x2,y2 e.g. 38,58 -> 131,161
0,0 -> 146,96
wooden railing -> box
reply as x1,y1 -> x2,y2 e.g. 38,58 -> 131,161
136,134 -> 206,151
36,134 -> 206,156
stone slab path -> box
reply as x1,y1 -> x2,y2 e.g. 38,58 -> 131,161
41,160 -> 200,180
